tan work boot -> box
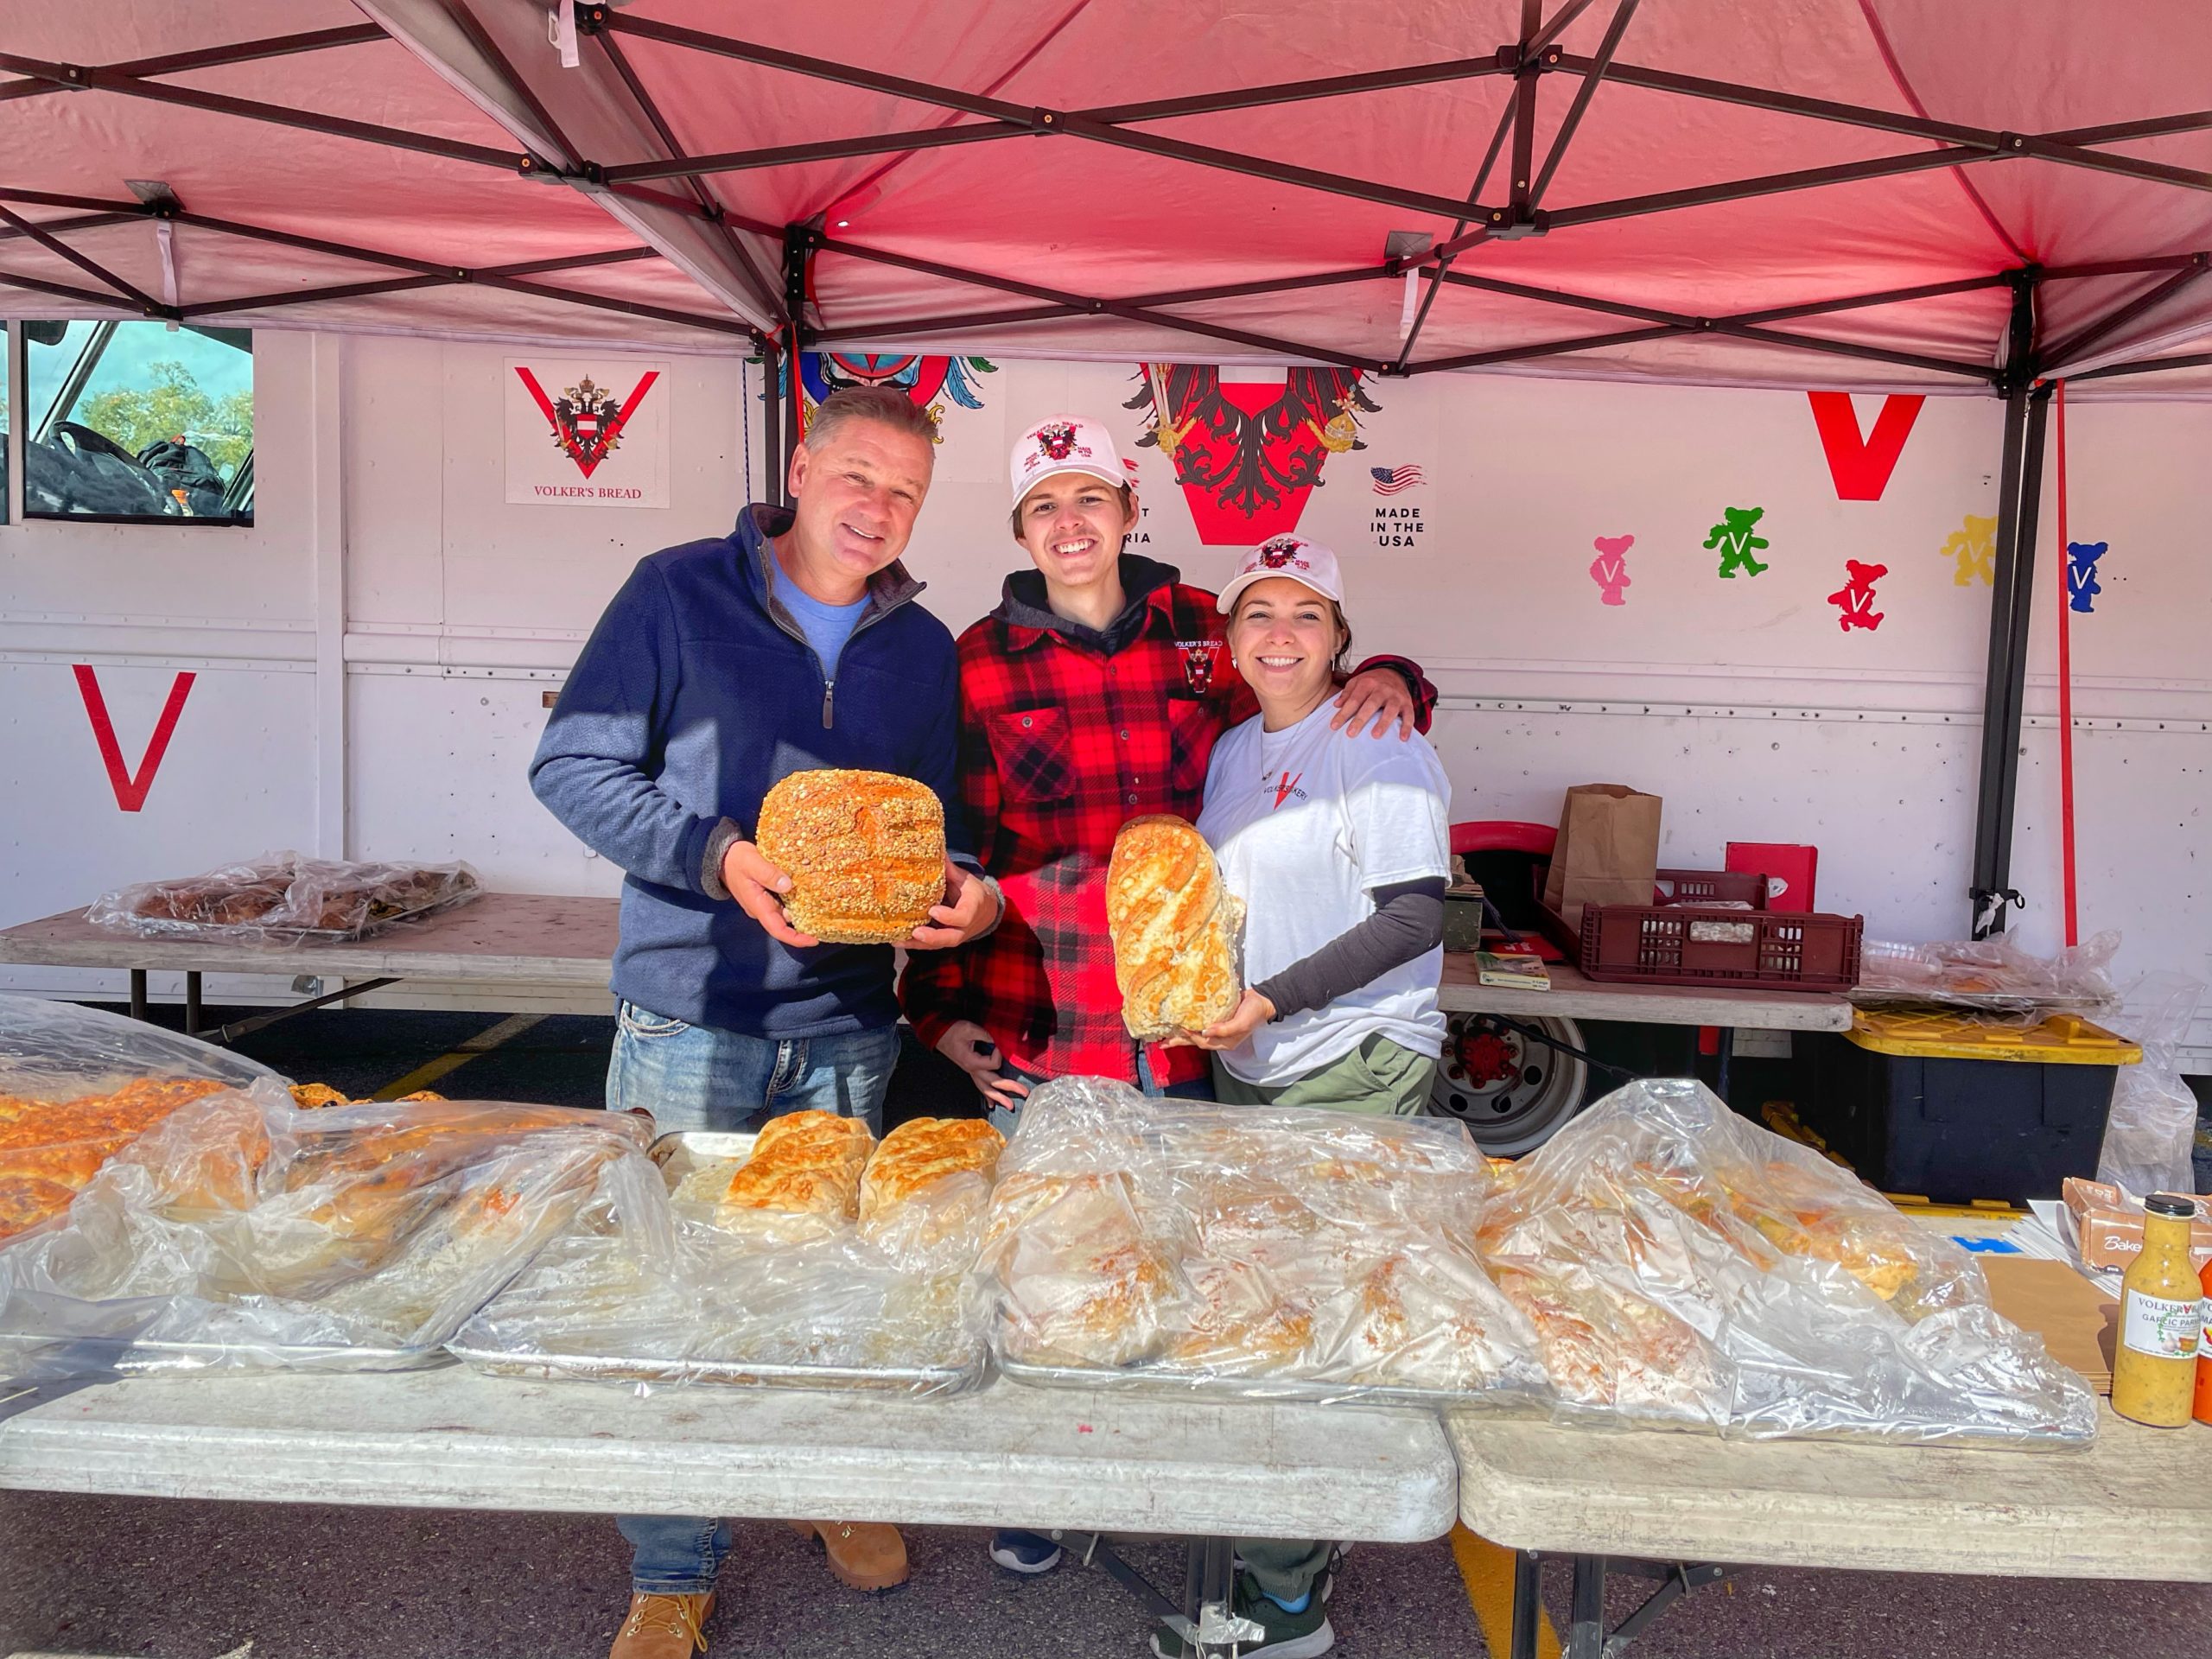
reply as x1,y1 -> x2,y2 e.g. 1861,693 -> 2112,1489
608,1590 -> 715,1658
790,1518 -> 910,1590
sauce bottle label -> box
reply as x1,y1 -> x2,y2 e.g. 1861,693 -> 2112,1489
2120,1289 -> 2204,1360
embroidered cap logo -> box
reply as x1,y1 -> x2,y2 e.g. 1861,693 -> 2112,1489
1257,537 -> 1308,571
1176,639 -> 1223,695
1035,421 -> 1078,462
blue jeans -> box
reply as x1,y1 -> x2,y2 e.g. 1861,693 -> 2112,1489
609,1001 -> 899,1593
606,999 -> 899,1136
620,1515 -> 734,1599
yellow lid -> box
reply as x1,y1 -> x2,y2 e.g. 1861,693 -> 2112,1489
1845,1009 -> 2141,1065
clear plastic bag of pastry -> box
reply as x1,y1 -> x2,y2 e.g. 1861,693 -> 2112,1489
1853,930 -> 2120,1018
982,1077 -> 1553,1408
1475,1077 -> 2098,1446
448,1116 -> 1001,1396
0,1088 -> 650,1378
86,851 -> 480,944
0,993 -> 288,1243
2096,970 -> 2206,1199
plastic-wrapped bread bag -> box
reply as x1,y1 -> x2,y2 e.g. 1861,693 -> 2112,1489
0,1089 -> 650,1377
1475,1078 -> 2099,1446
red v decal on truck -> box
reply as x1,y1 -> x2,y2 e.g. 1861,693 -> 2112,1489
1807,391 -> 1924,501
73,664 -> 195,812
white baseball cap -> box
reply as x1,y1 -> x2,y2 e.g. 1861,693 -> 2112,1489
1217,535 -> 1346,613
1009,414 -> 1128,506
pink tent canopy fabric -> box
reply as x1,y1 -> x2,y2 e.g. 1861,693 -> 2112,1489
3,0 -> 2209,396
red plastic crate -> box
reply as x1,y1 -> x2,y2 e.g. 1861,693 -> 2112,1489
1574,872 -> 1862,992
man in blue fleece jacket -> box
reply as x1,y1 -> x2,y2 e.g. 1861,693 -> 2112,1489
530,385 -> 999,1657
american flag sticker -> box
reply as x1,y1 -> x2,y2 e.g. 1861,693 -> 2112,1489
1370,464 -> 1425,495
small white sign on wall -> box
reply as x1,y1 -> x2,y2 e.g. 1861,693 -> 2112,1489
505,356 -> 671,506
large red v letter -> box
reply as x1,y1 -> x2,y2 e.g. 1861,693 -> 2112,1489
1808,391 -> 1924,501
73,664 -> 195,812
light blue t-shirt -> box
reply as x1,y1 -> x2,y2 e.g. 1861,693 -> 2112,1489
778,578 -> 870,677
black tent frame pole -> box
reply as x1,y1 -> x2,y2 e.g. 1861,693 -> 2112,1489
779,226 -> 810,503
0,24 -> 382,103
1968,274 -> 2050,938
758,334 -> 783,512
1985,385 -> 2054,938
2069,349 -> 2212,384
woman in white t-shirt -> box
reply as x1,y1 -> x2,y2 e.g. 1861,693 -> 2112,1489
1185,536 -> 1451,1115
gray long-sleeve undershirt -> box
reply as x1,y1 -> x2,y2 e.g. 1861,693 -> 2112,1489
1253,877 -> 1448,1021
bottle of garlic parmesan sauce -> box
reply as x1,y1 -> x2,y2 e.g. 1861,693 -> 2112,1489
2110,1193 -> 2204,1428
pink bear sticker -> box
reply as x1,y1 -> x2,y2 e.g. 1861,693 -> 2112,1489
1590,535 -> 1633,606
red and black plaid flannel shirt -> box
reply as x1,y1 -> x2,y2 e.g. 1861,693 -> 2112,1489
900,570 -> 1434,1089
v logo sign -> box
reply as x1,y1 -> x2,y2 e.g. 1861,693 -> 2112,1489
73,664 -> 195,812
1807,391 -> 1924,501
513,367 -> 661,479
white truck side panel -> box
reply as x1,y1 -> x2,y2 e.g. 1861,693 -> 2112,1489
1,334 -> 2204,1057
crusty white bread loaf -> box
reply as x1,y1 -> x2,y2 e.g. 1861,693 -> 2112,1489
1106,816 -> 1243,1042
720,1109 -> 875,1222
755,769 -> 945,944
859,1117 -> 1006,1220
857,1116 -> 1007,1268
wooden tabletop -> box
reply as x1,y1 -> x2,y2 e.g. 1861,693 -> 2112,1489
1448,1402 -> 2212,1581
1438,952 -> 1853,1033
0,893 -> 620,987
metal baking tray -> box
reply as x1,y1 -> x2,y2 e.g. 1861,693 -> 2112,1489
261,880 -> 483,942
116,880 -> 480,944
446,1344 -> 987,1394
995,1355 -> 1547,1414
649,1128 -> 756,1179
0,1328 -> 449,1381
111,1337 -> 444,1375
448,1126 -> 992,1395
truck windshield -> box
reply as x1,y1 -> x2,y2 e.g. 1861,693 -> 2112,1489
23,320 -> 255,523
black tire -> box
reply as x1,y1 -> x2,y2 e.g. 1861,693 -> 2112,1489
1426,1010 -> 1591,1154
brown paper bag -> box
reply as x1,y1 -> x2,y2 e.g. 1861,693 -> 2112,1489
1541,784 -> 1662,930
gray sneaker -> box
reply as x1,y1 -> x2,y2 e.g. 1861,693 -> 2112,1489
1148,1573 -> 1333,1659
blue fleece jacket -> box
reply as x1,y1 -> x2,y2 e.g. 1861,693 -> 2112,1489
530,504 -> 969,1038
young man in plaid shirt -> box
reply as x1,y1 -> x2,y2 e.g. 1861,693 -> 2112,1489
900,412 -> 1434,1128
899,415 -> 1433,1580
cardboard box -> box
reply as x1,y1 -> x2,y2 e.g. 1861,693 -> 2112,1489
1726,842 -> 1817,912
2060,1176 -> 2212,1273
1981,1257 -> 2117,1394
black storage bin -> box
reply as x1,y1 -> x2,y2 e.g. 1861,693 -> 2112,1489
1797,1013 -> 2139,1204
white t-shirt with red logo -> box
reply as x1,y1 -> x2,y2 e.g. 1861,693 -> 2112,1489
1195,702 -> 1452,1087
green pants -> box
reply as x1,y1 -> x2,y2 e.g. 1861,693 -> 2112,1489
1236,1536 -> 1333,1604
1212,1033 -> 1438,1116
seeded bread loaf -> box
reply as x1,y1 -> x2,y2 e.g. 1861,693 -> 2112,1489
754,769 -> 946,944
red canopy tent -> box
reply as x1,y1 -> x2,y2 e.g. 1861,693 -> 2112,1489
4,0 -> 2209,930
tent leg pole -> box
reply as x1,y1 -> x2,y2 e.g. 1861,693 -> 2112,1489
780,226 -> 810,496
1989,386 -> 2054,927
759,334 -> 783,509
1968,275 -> 2044,938
1968,381 -> 2027,935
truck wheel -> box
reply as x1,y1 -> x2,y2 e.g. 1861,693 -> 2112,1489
1426,1010 -> 1590,1155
